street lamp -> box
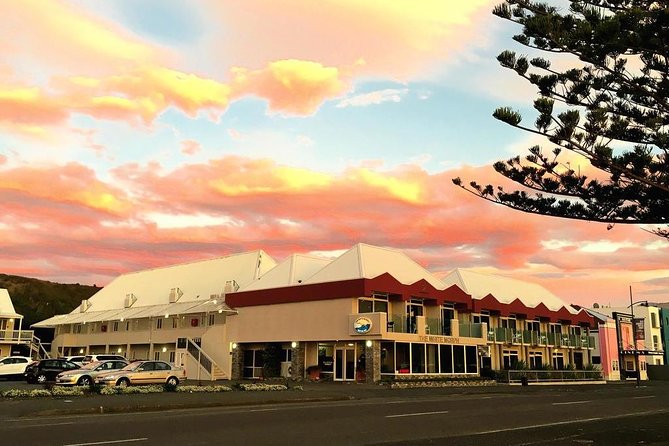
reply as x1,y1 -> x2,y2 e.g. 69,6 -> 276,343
628,286 -> 648,388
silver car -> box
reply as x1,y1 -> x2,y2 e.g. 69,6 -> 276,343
56,360 -> 128,386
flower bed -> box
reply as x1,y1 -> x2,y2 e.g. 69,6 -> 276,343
237,383 -> 288,391
390,379 -> 496,389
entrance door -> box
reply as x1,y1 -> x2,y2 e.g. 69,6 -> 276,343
334,347 -> 356,381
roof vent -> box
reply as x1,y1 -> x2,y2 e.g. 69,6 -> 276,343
124,293 -> 137,308
79,299 -> 92,313
169,288 -> 184,303
593,303 -> 600,309
224,280 -> 239,294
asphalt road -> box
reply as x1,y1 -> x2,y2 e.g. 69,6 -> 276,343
1,384 -> 668,446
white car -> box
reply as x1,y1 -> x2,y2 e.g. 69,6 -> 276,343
0,356 -> 33,379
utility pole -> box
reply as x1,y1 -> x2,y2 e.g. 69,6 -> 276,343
630,286 -> 641,388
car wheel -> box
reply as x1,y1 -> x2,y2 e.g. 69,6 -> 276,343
36,374 -> 47,384
116,378 -> 130,388
166,376 -> 179,387
78,376 -> 92,386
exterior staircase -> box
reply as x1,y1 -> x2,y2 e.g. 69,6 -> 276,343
176,337 -> 227,381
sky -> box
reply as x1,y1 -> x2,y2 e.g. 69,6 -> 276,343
1,0 -> 667,307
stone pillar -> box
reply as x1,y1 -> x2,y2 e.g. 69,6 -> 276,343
231,346 -> 244,380
291,342 -> 306,381
365,340 -> 381,384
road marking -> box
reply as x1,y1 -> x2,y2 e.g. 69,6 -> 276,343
470,409 -> 669,437
386,410 -> 449,418
552,400 -> 591,406
632,395 -> 655,400
249,408 -> 278,412
63,438 -> 148,446
472,417 -> 603,435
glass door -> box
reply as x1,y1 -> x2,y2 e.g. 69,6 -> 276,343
334,347 -> 356,381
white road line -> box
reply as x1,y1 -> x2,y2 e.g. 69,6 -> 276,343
249,408 -> 278,412
632,395 -> 656,400
473,417 -> 603,435
386,410 -> 449,418
552,400 -> 591,406
63,438 -> 148,446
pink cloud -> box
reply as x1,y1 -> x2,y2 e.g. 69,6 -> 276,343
0,157 -> 664,307
180,139 -> 201,155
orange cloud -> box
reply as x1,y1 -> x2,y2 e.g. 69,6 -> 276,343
230,59 -> 346,115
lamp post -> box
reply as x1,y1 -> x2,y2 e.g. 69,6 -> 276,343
628,286 -> 648,388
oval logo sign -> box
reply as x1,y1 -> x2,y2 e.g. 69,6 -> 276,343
354,317 -> 372,334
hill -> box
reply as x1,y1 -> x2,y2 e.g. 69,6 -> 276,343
0,273 -> 101,328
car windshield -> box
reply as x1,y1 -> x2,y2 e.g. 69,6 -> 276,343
79,361 -> 102,370
120,362 -> 144,371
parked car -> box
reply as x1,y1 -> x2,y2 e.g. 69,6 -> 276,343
82,354 -> 126,364
0,356 -> 33,380
24,359 -> 80,384
96,360 -> 185,387
55,360 -> 129,386
59,355 -> 86,365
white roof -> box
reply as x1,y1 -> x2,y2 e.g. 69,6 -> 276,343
302,243 -> 445,289
242,254 -> 331,291
32,300 -> 236,328
441,269 -> 577,313
68,250 -> 275,313
0,289 -> 21,318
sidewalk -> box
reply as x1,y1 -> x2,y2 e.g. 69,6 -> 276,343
0,380 -> 650,419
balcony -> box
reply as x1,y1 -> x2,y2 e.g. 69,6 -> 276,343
487,330 -> 594,349
0,330 -> 33,343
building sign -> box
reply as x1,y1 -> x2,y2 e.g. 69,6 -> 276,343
614,312 -> 636,351
353,317 -> 372,334
417,335 -> 461,344
634,318 -> 645,341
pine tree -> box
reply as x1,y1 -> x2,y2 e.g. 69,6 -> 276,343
453,1 -> 669,238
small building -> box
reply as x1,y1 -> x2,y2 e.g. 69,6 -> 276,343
582,308 -> 621,381
591,304 -> 665,380
0,288 -> 33,357
34,244 -> 596,382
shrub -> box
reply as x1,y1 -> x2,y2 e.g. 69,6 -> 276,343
238,383 -> 287,391
176,385 -> 232,393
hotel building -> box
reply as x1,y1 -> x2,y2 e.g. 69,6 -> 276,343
35,244 -> 596,382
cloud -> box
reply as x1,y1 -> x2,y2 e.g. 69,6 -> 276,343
336,88 -> 408,108
180,140 -> 201,155
230,59 -> 346,115
205,0 -> 497,79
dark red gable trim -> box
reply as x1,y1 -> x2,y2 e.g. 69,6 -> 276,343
226,273 -> 594,327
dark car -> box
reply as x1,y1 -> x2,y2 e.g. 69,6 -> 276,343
25,359 -> 80,384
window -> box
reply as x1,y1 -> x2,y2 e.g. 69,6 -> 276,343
156,318 -> 163,330
501,317 -> 517,330
74,324 -> 82,334
641,361 -> 647,371
0,319 -> 6,330
465,346 -> 478,374
406,300 -> 424,334
441,304 -> 455,335
503,350 -> 519,369
243,349 -> 264,378
473,311 -> 490,326
172,318 -> 179,329
155,361 -> 170,371
113,321 -> 119,332
529,351 -> 543,369
612,360 -> 619,371
569,326 -> 581,336
208,314 -> 215,326
169,351 -> 176,363
453,346 -> 466,373
358,294 -> 388,313
651,313 -> 658,328
154,351 -> 161,360
591,356 -> 601,365
440,345 -> 453,373
527,320 -> 541,332
380,342 -> 395,374
549,324 -> 562,334
653,335 -> 659,350
125,321 -> 130,331
411,343 -> 425,373
553,352 -> 565,370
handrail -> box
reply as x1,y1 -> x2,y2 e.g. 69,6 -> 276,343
32,335 -> 51,359
501,369 -> 602,383
183,337 -> 224,378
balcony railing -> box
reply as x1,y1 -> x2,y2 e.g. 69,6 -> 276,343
0,330 -> 33,343
488,330 -> 593,349
458,323 -> 483,338
500,369 -> 603,383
